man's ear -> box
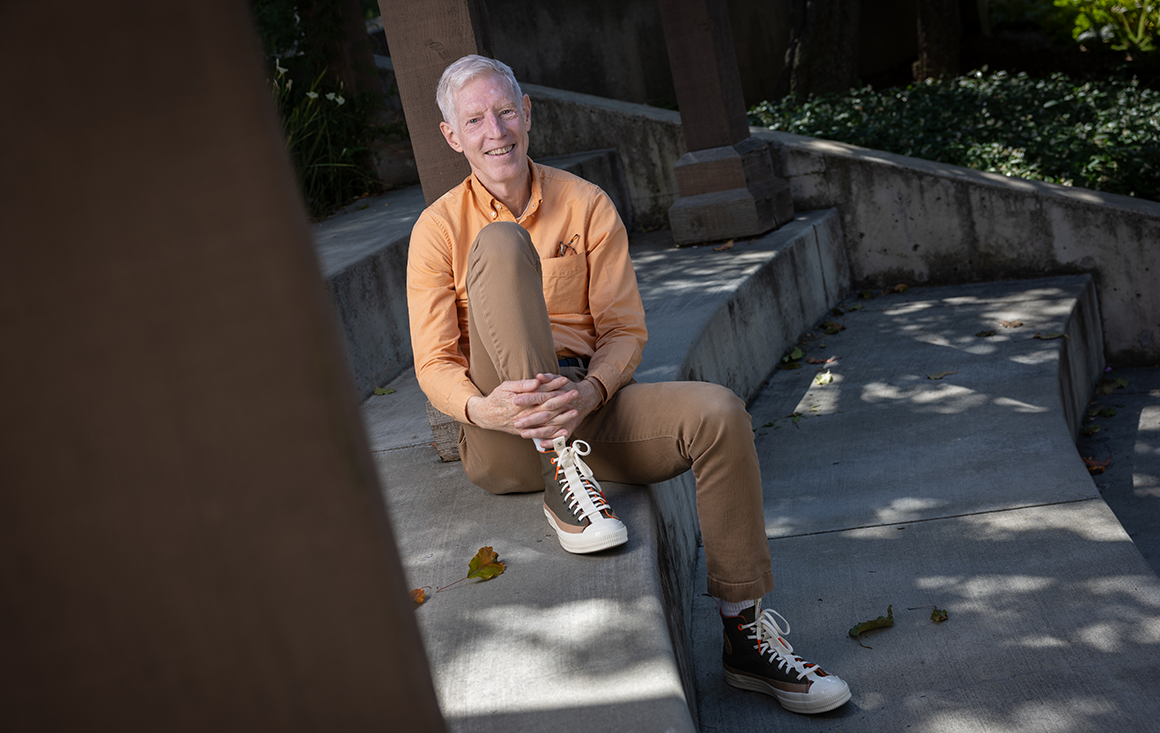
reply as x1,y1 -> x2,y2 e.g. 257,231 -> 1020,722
522,94 -> 531,131
439,121 -> 463,153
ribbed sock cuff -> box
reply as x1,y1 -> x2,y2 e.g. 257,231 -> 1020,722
716,598 -> 757,617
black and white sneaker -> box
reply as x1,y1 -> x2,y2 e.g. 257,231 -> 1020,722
542,436 -> 627,554
722,604 -> 851,714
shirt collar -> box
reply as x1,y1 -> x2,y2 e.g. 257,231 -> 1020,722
468,158 -> 542,222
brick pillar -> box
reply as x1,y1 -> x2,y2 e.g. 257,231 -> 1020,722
658,0 -> 794,245
378,0 -> 493,205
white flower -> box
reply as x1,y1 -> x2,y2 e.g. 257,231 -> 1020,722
275,59 -> 287,75
325,92 -> 336,101
285,78 -> 292,91
306,91 -> 318,99
335,94 -> 346,106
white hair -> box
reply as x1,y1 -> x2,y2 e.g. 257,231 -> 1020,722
436,55 -> 524,126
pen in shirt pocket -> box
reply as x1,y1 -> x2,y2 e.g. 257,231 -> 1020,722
557,234 -> 579,257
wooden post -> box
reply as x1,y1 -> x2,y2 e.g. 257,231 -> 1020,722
915,0 -> 962,80
0,2 -> 445,730
658,0 -> 794,245
377,0 -> 493,205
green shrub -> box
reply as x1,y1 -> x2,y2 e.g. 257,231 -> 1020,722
1054,0 -> 1159,53
254,0 -> 385,219
271,62 -> 381,219
749,70 -> 1160,202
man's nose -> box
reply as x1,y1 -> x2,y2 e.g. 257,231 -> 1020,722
483,112 -> 504,136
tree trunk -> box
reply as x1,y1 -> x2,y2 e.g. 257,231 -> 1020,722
777,0 -> 861,99
914,0 -> 961,80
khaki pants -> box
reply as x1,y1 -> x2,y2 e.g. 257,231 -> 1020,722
458,222 -> 773,602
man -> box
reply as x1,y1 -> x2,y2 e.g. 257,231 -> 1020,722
407,54 -> 850,715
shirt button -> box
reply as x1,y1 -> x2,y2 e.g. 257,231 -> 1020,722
490,210 -> 497,219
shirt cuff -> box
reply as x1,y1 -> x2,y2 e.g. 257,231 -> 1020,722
448,381 -> 483,424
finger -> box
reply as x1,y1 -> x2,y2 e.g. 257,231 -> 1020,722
515,408 -> 576,431
503,377 -> 547,394
536,375 -> 571,392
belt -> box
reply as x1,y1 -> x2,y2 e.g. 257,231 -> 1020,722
557,356 -> 589,369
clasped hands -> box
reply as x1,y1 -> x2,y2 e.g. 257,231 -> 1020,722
465,373 -> 601,450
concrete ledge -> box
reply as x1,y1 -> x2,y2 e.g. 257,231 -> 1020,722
754,129 -> 1160,365
519,84 -> 1160,363
361,209 -> 850,731
631,209 -> 850,714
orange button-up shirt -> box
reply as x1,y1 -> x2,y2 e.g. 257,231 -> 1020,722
407,159 -> 647,424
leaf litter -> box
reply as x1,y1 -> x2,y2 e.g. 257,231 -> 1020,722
411,546 -> 507,605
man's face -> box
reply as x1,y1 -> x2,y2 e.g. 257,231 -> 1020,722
439,73 -> 531,197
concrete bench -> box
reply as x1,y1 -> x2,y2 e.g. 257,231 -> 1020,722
358,210 -> 848,731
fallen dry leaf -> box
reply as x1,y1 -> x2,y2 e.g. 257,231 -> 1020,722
1096,377 -> 1129,395
713,239 -> 735,252
822,320 -> 845,335
976,330 -> 997,338
814,370 -> 834,385
1083,456 -> 1111,475
926,370 -> 957,380
1033,332 -> 1065,340
410,588 -> 427,606
437,546 -> 507,593
467,546 -> 506,581
1000,320 -> 1024,328
806,356 -> 837,365
373,386 -> 396,396
849,605 -> 894,649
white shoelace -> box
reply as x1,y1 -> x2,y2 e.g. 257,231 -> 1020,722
746,603 -> 822,681
552,439 -> 611,521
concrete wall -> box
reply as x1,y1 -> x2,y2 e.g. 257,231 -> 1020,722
527,84 -> 685,232
529,86 -> 1159,364
758,130 -> 1160,365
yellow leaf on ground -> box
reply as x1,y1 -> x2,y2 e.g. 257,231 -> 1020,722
467,546 -> 506,581
410,588 -> 427,606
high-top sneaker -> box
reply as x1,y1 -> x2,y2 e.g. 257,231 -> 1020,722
541,436 -> 627,553
722,603 -> 851,714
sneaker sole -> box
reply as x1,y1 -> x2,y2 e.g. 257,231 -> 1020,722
723,669 -> 851,714
544,507 -> 628,554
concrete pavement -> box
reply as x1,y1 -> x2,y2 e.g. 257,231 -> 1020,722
694,278 -> 1160,732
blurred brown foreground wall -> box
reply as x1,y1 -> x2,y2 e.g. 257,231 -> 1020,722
0,3 -> 445,730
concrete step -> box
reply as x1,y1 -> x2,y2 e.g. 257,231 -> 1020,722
693,277 -> 1160,732
360,210 -> 848,732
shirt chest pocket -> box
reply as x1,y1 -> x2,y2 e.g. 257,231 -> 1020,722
540,254 -> 589,315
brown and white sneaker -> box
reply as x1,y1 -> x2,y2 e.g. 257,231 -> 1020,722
722,603 -> 851,714
541,436 -> 627,554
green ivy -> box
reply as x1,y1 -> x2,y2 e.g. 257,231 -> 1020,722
749,70 -> 1160,202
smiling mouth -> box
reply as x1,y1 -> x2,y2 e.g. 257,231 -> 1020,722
485,145 -> 515,156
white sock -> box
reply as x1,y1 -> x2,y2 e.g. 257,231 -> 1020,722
532,439 -> 550,453
717,598 -> 756,617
